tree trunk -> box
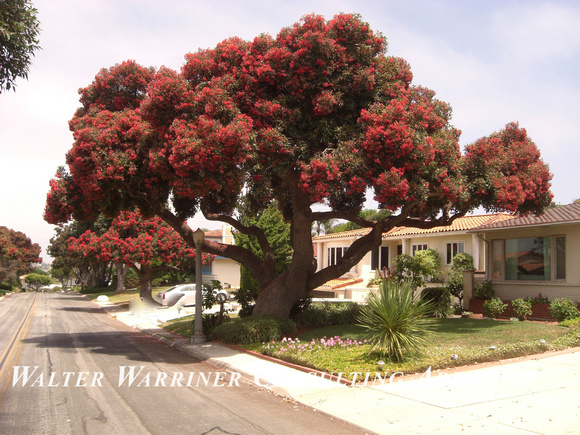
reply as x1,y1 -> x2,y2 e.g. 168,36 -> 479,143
135,264 -> 159,306
252,273 -> 309,318
252,183 -> 313,318
115,262 -> 128,292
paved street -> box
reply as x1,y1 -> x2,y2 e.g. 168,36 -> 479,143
0,292 -> 368,434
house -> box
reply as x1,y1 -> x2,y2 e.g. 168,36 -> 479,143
203,225 -> 241,288
468,202 -> 580,302
313,213 -> 513,300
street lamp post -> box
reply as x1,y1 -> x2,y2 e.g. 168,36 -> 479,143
191,228 -> 206,344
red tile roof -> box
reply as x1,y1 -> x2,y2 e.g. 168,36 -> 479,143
319,277 -> 364,289
204,229 -> 222,238
313,213 -> 512,241
473,203 -> 580,231
384,214 -> 513,237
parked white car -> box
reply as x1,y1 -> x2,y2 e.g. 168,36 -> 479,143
156,284 -> 230,307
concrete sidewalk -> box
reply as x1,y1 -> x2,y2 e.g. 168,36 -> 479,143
97,299 -> 580,434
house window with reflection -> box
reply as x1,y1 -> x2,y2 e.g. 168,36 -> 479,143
491,236 -> 565,281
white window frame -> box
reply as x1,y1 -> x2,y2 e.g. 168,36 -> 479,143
327,246 -> 349,267
446,241 -> 465,265
411,243 -> 428,255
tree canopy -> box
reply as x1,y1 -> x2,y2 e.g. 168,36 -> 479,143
45,13 -> 552,318
0,225 -> 42,284
0,0 -> 41,92
67,210 -> 213,303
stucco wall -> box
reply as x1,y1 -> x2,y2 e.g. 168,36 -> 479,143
480,223 -> 580,301
212,258 -> 240,288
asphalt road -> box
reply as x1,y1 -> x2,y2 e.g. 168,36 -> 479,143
0,292 -> 369,435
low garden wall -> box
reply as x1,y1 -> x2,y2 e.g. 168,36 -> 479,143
469,298 -> 580,322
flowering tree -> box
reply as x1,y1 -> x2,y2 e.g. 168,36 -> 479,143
67,210 -> 213,304
0,226 -> 41,284
45,14 -> 552,318
48,218 -> 113,290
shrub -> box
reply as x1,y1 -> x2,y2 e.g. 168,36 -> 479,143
474,281 -> 494,300
483,297 -> 508,318
447,253 -> 474,304
559,317 -> 580,328
391,249 -> 442,288
297,302 -> 360,327
525,292 -> 549,304
210,315 -> 296,345
357,279 -> 435,362
202,312 -> 231,336
511,298 -> 533,321
420,287 -> 453,318
549,298 -> 580,323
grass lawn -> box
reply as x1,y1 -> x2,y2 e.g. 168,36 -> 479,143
163,314 -> 196,337
257,318 -> 580,381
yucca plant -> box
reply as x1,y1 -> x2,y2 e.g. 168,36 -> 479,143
358,279 -> 436,362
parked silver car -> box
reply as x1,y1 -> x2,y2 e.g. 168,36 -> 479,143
156,284 -> 230,307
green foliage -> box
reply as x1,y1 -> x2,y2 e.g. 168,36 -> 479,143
549,298 -> 580,323
297,302 -> 360,327
0,0 -> 41,92
474,281 -> 494,300
357,279 -> 435,362
234,202 -> 292,303
289,295 -> 313,322
202,312 -> 232,336
447,253 -> 474,303
482,297 -> 508,318
391,249 -> 441,288
24,273 -> 52,290
559,317 -> 580,328
524,292 -> 549,304
325,209 -> 392,234
211,315 -> 296,345
420,287 -> 453,318
511,298 -> 532,321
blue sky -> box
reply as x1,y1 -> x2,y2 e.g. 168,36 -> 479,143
1,0 -> 578,261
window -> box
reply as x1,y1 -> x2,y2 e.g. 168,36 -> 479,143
201,263 -> 213,275
327,246 -> 348,267
446,241 -> 465,264
371,246 -> 389,271
491,236 -> 565,281
412,243 -> 428,255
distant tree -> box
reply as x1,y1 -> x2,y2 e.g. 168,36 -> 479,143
45,14 -> 553,318
0,226 -> 41,284
327,209 -> 392,234
67,210 -> 214,304
24,272 -> 51,291
235,203 -> 292,310
49,262 -> 73,289
47,218 -> 112,290
0,0 -> 41,92
312,218 -> 336,236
